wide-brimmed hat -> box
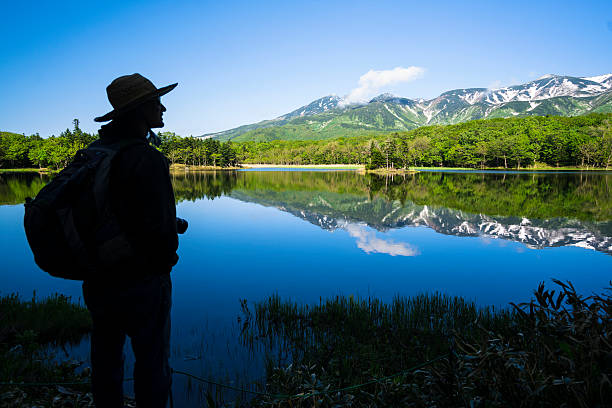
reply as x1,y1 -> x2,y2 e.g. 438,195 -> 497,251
94,73 -> 177,122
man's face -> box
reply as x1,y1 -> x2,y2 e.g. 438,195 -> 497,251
142,97 -> 166,128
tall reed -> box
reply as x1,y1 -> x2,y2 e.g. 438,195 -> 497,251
241,281 -> 611,407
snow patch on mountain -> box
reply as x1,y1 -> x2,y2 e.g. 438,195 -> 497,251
384,104 -> 404,122
583,74 -> 612,86
476,75 -> 610,105
423,108 -> 435,123
527,101 -> 540,112
460,91 -> 486,105
281,95 -> 344,120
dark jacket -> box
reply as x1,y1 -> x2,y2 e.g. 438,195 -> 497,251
91,121 -> 179,282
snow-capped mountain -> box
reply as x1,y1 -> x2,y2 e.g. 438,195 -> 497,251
454,74 -> 612,106
203,73 -> 612,141
280,95 -> 344,119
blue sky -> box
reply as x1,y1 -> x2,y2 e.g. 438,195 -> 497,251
1,0 -> 611,137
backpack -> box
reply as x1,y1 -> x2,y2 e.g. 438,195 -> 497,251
23,139 -> 142,280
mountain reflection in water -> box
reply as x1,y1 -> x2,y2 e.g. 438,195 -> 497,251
1,170 -> 610,254
169,170 -> 612,255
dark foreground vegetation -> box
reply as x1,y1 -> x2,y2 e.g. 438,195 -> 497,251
240,280 -> 611,407
2,113 -> 612,171
0,281 -> 610,407
0,293 -> 94,406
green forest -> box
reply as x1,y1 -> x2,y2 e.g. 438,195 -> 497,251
0,120 -> 97,170
2,113 -> 611,170
235,113 -> 612,169
157,132 -> 238,167
0,120 -> 238,170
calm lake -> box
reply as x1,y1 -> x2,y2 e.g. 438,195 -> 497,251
1,169 -> 611,405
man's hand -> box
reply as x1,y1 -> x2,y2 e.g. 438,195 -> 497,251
176,217 -> 188,234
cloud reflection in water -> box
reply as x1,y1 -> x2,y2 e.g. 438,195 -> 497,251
345,224 -> 419,257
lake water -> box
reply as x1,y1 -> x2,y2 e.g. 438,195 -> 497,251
1,169 -> 611,405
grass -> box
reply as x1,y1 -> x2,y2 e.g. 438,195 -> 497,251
1,292 -> 91,346
1,282 -> 609,407
241,292 -> 514,385
240,281 -> 612,407
0,293 -> 93,406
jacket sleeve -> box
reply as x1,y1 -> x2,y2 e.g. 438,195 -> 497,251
111,144 -> 179,274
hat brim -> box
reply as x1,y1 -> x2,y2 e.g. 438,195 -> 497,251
94,83 -> 178,122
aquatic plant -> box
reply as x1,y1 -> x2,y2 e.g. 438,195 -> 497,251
0,293 -> 92,406
0,292 -> 91,346
241,281 -> 611,407
442,279 -> 612,407
240,292 -> 514,405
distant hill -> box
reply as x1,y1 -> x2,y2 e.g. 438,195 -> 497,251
201,74 -> 612,142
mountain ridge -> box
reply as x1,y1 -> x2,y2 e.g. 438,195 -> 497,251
201,73 -> 612,141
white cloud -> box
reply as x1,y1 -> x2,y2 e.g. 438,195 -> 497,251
345,224 -> 419,257
341,66 -> 425,106
487,80 -> 503,90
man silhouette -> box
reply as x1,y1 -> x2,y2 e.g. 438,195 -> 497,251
83,73 -> 181,407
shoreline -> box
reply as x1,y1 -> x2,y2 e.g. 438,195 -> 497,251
239,164 -> 611,172
241,163 -> 364,169
169,163 -> 242,171
1,165 -> 610,174
0,168 -> 53,174
407,165 -> 612,172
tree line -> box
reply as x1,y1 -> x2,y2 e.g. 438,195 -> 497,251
0,121 -> 239,170
157,132 -> 238,167
0,120 -> 97,169
2,113 -> 611,170
234,113 -> 612,169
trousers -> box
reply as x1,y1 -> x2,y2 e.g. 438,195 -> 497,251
83,274 -> 172,408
